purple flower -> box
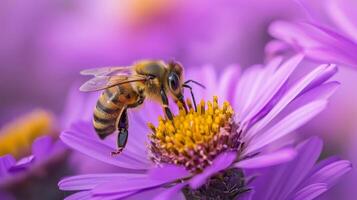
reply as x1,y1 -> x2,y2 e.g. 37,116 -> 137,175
0,110 -> 66,190
59,55 -> 339,199
267,0 -> 357,68
246,137 -> 351,200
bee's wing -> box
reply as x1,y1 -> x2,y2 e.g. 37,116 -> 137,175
79,75 -> 148,92
80,66 -> 134,77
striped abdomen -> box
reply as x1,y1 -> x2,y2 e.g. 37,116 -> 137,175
93,87 -> 123,139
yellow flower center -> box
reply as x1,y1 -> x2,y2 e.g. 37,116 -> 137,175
148,96 -> 241,172
0,110 -> 54,158
126,0 -> 177,24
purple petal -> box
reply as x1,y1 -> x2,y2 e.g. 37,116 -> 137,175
302,160 -> 352,189
32,136 -> 53,160
214,66 -> 241,102
60,130 -> 151,170
93,165 -> 189,195
293,183 -> 327,200
71,121 -> 150,165
308,156 -> 340,176
235,148 -> 296,169
189,151 -> 236,189
153,183 -> 186,200
148,164 -> 189,181
242,55 -> 303,125
275,137 -> 323,200
299,64 -> 337,95
246,100 -> 327,154
93,178 -> 165,195
64,191 -> 92,200
270,20 -> 357,67
59,173 -> 147,191
247,64 -> 335,138
327,0 -> 357,41
277,81 -> 339,119
123,187 -> 169,200
92,191 -> 138,200
234,64 -> 264,116
0,155 -> 15,176
265,40 -> 290,58
9,155 -> 34,172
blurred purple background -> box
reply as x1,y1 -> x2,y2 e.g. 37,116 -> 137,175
1,0 -> 356,199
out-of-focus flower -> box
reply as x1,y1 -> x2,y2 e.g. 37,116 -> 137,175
0,110 -> 66,195
247,137 -> 351,200
266,5 -> 357,194
267,0 -> 357,68
58,55 -> 339,199
45,0 -> 303,68
1,0 -> 305,117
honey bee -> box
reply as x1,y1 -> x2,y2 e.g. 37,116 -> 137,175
80,60 -> 204,155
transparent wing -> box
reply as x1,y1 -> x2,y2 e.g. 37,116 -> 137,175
79,75 -> 148,92
80,66 -> 134,77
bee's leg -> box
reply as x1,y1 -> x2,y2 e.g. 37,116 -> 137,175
160,88 -> 174,120
111,108 -> 129,156
182,84 -> 197,112
177,93 -> 188,113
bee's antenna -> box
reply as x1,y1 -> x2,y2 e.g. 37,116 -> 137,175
184,80 -> 206,89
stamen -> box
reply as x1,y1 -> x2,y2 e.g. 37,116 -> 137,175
148,96 -> 242,172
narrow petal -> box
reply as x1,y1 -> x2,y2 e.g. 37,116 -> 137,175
93,165 -> 189,195
235,148 -> 296,169
275,137 -> 323,200
70,121 -> 150,166
93,178 -> 166,195
293,183 -> 327,200
148,164 -> 189,181
60,130 -> 151,170
276,82 -> 339,121
242,55 -> 303,125
9,155 -> 34,172
300,64 -> 337,94
327,0 -> 357,41
246,100 -> 327,154
234,64 -> 264,116
308,156 -> 340,176
65,191 -> 92,200
189,151 -> 236,189
270,20 -> 357,67
123,187 -> 169,200
247,64 -> 336,137
59,173 -> 147,191
0,155 -> 15,176
153,183 -> 186,200
217,66 -> 240,102
32,136 -> 53,160
303,160 -> 352,189
92,191 -> 138,200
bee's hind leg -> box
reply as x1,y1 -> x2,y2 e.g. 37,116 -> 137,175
111,109 -> 129,156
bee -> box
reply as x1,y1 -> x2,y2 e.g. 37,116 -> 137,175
80,60 -> 204,155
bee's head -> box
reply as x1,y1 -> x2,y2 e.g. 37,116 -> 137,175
166,60 -> 185,101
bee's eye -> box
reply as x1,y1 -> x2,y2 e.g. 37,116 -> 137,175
168,73 -> 180,91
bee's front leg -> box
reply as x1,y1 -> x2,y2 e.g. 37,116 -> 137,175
160,87 -> 173,120
177,93 -> 188,113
